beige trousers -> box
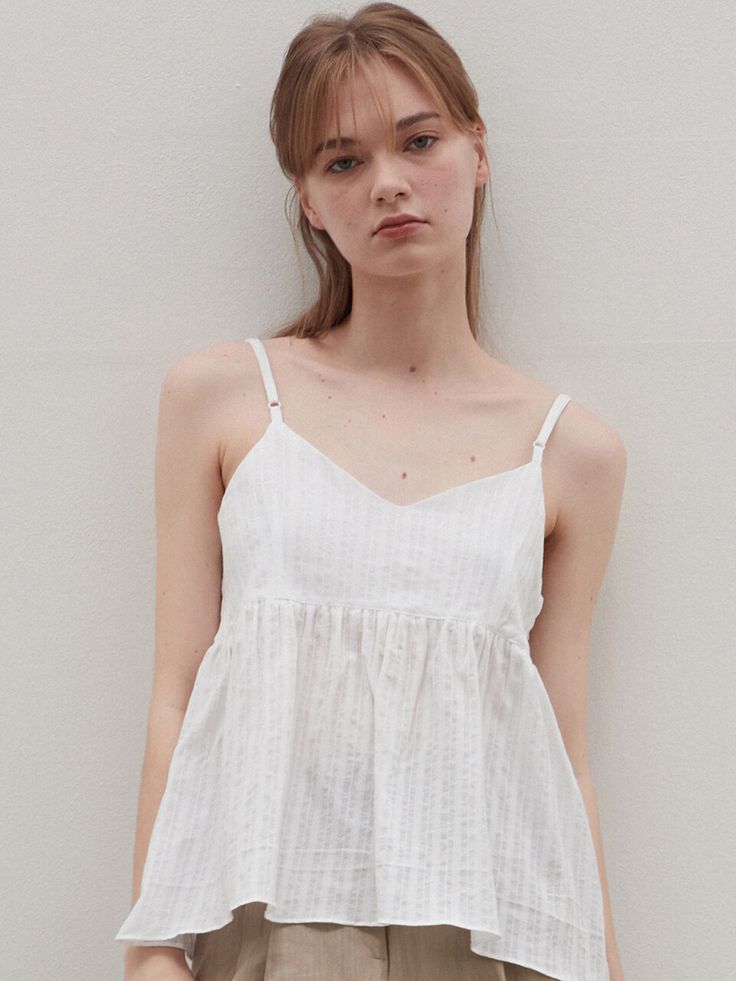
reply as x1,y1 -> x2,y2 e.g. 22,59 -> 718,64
191,901 -> 556,981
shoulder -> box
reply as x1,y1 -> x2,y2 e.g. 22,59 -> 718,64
160,339 -> 263,418
160,339 -> 275,479
162,338 -> 259,388
489,359 -> 627,533
545,396 -> 628,539
488,357 -> 627,477
552,398 -> 628,488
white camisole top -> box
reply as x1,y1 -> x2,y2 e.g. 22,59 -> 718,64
115,336 -> 609,981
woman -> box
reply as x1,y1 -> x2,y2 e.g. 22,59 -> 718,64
117,4 -> 627,979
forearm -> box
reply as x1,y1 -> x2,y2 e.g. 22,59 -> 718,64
122,703 -> 191,974
575,767 -> 625,981
124,944 -> 187,976
129,700 -> 187,905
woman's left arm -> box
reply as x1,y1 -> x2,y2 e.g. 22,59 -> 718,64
530,405 -> 628,981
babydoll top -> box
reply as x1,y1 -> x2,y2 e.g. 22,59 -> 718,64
115,337 -> 608,981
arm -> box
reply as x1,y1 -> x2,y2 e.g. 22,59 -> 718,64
124,353 -> 227,977
529,404 -> 628,981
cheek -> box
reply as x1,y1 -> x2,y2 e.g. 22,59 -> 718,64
323,184 -> 357,226
423,164 -> 474,221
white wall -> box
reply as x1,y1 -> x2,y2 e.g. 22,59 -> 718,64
2,2 -> 734,979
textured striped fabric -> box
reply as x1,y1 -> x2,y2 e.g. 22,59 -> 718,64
115,337 -> 609,981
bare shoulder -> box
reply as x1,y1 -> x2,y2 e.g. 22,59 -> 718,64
161,338 -> 276,493
486,358 -> 627,524
552,398 -> 628,490
162,338 -> 259,402
545,396 -> 628,539
162,338 -> 266,435
493,359 -> 626,470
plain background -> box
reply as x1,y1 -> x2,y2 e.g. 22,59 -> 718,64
2,2 -> 734,979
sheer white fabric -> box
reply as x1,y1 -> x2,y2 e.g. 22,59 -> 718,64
115,338 -> 608,981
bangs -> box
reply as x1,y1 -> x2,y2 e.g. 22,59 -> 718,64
294,52 -> 456,178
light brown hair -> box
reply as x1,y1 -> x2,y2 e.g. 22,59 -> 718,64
267,2 -> 496,342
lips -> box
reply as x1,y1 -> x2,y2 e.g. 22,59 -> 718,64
375,214 -> 424,233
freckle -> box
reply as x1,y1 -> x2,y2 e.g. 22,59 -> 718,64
470,455 -> 476,462
401,471 -> 408,480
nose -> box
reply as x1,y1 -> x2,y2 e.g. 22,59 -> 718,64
369,152 -> 412,203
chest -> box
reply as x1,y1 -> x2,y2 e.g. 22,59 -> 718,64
222,403 -> 558,536
217,420 -> 546,634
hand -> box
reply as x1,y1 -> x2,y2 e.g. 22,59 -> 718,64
123,945 -> 194,981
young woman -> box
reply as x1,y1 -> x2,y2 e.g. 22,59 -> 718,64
117,4 -> 627,980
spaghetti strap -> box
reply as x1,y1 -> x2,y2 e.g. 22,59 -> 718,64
245,337 -> 283,423
531,393 -> 572,464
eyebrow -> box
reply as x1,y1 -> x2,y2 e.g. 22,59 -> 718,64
314,111 -> 442,156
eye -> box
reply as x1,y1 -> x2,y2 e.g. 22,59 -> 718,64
410,134 -> 436,151
324,133 -> 438,175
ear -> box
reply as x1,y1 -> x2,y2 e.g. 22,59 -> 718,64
296,178 -> 325,231
471,121 -> 490,185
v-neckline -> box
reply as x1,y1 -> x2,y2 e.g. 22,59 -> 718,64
220,417 -> 540,518
280,420 -> 540,510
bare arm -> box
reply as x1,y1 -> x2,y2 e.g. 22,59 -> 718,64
529,403 -> 628,981
124,353 -> 226,976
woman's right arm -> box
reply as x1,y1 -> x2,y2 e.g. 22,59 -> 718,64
123,353 -> 228,980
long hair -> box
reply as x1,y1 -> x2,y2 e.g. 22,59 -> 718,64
267,2 -> 495,342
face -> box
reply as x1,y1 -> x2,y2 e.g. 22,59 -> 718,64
296,59 -> 489,278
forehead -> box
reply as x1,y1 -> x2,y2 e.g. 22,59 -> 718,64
314,59 -> 442,154
314,110 -> 443,156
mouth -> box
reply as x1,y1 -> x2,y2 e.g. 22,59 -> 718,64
374,215 -> 425,234
374,218 -> 427,238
